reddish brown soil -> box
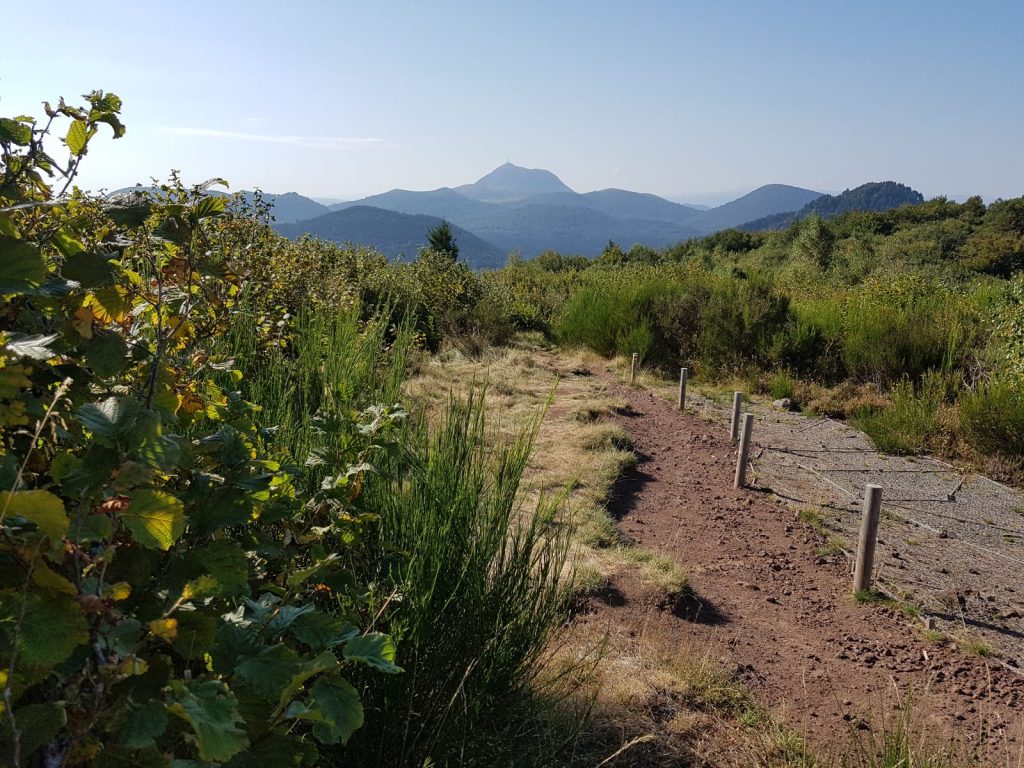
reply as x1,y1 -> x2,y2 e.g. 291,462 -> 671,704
574,370 -> 1024,764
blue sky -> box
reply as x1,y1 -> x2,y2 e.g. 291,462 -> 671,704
3,1 -> 1022,202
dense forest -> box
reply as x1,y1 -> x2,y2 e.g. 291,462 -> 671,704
740,181 -> 925,230
2,91 -> 1023,766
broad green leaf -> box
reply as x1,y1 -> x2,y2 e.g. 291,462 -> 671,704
84,331 -> 128,377
0,213 -> 18,238
104,617 -> 142,657
63,251 -> 115,288
123,489 -> 185,550
49,452 -> 81,483
73,513 -> 114,542
167,680 -> 249,763
51,228 -> 85,257
290,612 -> 358,650
235,644 -> 301,700
263,603 -> 314,637
0,236 -> 47,293
115,700 -> 167,749
192,541 -> 249,598
77,396 -> 139,438
111,460 -> 154,489
6,702 -> 66,758
171,611 -> 217,660
0,590 -> 88,672
285,553 -> 340,587
3,333 -> 59,361
343,632 -> 401,674
195,196 -> 226,219
309,677 -> 363,745
275,650 -> 338,712
0,489 -> 68,539
221,733 -> 314,768
66,119 -> 88,156
137,431 -> 182,472
105,203 -> 151,229
0,117 -> 32,146
31,561 -> 77,595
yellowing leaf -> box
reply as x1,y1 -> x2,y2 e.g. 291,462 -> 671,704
84,286 -> 130,324
0,490 -> 68,539
149,617 -> 178,641
117,656 -> 149,676
66,119 -> 88,156
102,581 -> 132,601
179,390 -> 203,415
72,305 -> 95,339
30,561 -> 76,595
122,489 -> 185,550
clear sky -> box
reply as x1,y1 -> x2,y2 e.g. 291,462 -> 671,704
3,1 -> 1022,203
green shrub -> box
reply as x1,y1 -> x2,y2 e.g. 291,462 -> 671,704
853,374 -> 945,455
557,270 -> 793,375
843,287 -> 981,386
558,284 -> 627,356
0,96 -> 405,765
766,369 -> 797,401
959,378 -> 1024,456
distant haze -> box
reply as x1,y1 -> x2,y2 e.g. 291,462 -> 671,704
269,163 -> 925,267
2,2 -> 1022,201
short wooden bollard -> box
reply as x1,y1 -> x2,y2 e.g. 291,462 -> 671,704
678,367 -> 688,411
734,413 -> 754,488
853,484 -> 883,593
729,391 -> 743,441
630,352 -> 638,385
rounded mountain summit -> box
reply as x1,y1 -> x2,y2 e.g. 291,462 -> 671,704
455,162 -> 574,202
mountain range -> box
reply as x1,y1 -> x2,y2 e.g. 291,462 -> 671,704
269,164 -> 846,266
116,165 -> 925,268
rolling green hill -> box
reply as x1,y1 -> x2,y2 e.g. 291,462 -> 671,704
275,206 -> 508,268
739,181 -> 925,230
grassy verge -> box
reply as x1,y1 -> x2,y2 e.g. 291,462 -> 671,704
404,341 -> 832,765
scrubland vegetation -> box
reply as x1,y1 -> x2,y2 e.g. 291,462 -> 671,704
1,92 -> 1018,766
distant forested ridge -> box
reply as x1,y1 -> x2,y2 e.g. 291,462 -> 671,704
275,205 -> 507,267
740,181 -> 925,231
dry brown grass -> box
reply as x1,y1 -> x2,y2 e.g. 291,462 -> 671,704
549,613 -> 816,767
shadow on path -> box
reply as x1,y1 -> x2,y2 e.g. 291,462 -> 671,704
607,453 -> 655,523
665,589 -> 730,626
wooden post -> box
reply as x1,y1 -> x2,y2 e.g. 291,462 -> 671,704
630,352 -> 638,385
678,367 -> 688,411
730,391 -> 743,441
853,484 -> 883,593
734,413 -> 754,488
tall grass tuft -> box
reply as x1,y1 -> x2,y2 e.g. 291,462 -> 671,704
853,373 -> 945,455
347,390 -> 574,766
959,377 -> 1024,457
226,299 -> 413,481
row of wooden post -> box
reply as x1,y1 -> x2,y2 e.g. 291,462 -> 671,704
726,386 -> 883,593
632,357 -> 885,594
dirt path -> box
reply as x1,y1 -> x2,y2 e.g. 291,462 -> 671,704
569,364 -> 1024,764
